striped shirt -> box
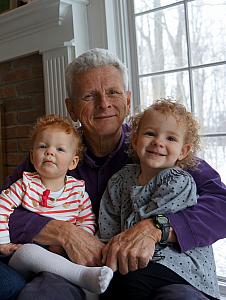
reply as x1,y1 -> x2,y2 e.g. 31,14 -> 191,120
0,172 -> 96,244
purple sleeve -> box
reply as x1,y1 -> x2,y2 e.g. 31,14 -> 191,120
1,154 -> 52,243
9,207 -> 51,243
166,159 -> 226,252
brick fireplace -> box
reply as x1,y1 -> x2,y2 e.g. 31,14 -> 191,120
0,53 -> 45,181
0,0 -> 90,184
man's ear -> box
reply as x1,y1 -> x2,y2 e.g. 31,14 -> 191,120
68,155 -> 79,170
126,91 -> 131,115
178,144 -> 191,161
65,98 -> 78,122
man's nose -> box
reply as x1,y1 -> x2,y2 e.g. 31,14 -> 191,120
96,92 -> 111,108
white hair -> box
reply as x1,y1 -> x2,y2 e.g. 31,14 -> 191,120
65,48 -> 129,99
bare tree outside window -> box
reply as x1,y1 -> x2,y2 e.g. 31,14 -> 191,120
132,0 -> 226,279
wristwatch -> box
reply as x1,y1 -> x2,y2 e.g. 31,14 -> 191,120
154,214 -> 171,246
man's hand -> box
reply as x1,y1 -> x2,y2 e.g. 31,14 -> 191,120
102,219 -> 162,274
61,224 -> 105,266
33,220 -> 105,266
0,242 -> 21,255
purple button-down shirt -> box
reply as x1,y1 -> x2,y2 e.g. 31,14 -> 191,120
2,123 -> 226,252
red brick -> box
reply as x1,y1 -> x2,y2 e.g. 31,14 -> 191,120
32,95 -> 46,109
32,65 -> 43,77
18,138 -> 31,152
3,166 -> 14,179
16,78 -> 44,95
0,62 -> 11,74
3,97 -> 34,112
2,68 -> 32,84
12,53 -> 42,68
5,125 -> 32,139
0,53 -> 44,177
17,110 -> 42,124
5,139 -> 18,152
4,111 -> 18,126
0,86 -> 17,99
6,153 -> 26,166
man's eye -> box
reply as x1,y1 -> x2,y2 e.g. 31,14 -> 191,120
82,93 -> 95,101
107,89 -> 123,96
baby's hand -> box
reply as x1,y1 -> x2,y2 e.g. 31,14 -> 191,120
0,243 -> 21,255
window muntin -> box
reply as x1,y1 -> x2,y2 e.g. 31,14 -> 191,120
139,71 -> 190,110
188,0 -> 226,65
136,5 -> 188,75
193,65 -> 226,135
134,0 -> 182,14
132,0 -> 226,280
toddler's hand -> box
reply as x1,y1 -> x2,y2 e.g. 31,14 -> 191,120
0,243 -> 20,255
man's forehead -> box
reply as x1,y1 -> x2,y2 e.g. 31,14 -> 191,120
72,66 -> 124,90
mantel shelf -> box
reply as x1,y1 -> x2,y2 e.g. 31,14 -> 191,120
0,0 -> 89,62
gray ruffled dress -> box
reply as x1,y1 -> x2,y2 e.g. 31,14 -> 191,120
99,164 -> 219,299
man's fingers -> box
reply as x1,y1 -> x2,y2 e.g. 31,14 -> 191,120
103,221 -> 158,274
104,235 -> 122,271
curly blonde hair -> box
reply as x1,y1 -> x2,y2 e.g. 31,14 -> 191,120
31,114 -> 83,159
130,99 -> 200,169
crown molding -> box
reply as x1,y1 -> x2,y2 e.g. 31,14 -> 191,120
0,0 -> 89,62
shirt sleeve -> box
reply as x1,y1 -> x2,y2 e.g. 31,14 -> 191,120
0,179 -> 25,243
98,173 -> 122,242
76,189 -> 96,235
137,168 -> 198,218
1,154 -> 52,244
167,159 -> 226,252
9,207 -> 51,243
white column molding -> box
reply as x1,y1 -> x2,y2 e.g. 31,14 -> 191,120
0,0 -> 90,115
86,0 -> 107,50
42,46 -> 76,116
104,0 -> 139,114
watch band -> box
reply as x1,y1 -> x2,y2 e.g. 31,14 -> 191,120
154,214 -> 170,245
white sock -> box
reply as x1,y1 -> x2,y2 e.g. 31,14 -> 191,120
9,243 -> 113,294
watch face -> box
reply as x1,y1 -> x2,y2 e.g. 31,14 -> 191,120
157,216 -> 169,225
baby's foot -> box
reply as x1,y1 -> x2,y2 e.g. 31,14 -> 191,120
98,266 -> 113,293
82,265 -> 113,294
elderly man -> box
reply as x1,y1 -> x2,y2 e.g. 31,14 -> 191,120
1,48 -> 226,300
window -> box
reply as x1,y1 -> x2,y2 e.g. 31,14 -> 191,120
121,0 -> 226,288
127,0 -> 226,180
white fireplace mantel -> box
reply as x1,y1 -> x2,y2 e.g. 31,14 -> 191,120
0,0 -> 90,115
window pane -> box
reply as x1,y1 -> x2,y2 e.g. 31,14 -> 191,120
134,0 -> 181,14
199,136 -> 226,184
199,136 -> 226,278
135,5 -> 188,75
188,0 -> 226,65
213,239 -> 226,278
139,71 -> 190,109
193,65 -> 226,134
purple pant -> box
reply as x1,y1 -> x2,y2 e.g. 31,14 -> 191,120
100,262 -> 215,300
17,272 -> 85,300
153,284 -> 215,300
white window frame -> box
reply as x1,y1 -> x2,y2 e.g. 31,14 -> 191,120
103,0 -> 226,295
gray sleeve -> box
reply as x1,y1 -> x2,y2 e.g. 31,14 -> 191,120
139,168 -> 198,218
98,174 -> 122,242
